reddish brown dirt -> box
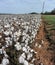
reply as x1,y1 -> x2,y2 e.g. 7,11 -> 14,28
33,21 -> 55,65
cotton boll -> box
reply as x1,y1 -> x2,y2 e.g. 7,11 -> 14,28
19,53 -> 29,65
15,44 -> 21,51
9,31 -> 12,35
27,46 -> 31,52
25,26 -> 29,33
22,47 -> 28,53
41,63 -> 44,65
0,49 -> 3,54
14,30 -> 21,37
34,51 -> 37,54
22,22 -> 25,26
35,43 -> 38,47
5,41 -> 9,46
38,45 -> 42,48
4,54 -> 8,58
11,27 -> 14,31
14,42 -> 22,51
24,60 -> 29,65
5,37 -> 10,41
19,53 -> 26,63
30,64 -> 34,65
21,53 -> 26,59
9,40 -> 12,46
27,53 -> 33,60
31,58 -> 35,63
13,17 -> 17,20
5,44 -> 9,48
42,40 -> 44,44
25,39 -> 28,45
2,46 -> 5,50
14,32 -> 18,36
0,35 -> 2,38
3,50 -> 6,54
2,57 -> 9,65
22,36 -> 26,42
19,54 -> 25,63
4,24 -> 10,28
17,30 -> 21,36
30,49 -> 34,52
0,20 -> 1,22
22,32 -> 26,36
4,31 -> 9,36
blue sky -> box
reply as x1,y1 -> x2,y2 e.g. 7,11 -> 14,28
0,0 -> 55,14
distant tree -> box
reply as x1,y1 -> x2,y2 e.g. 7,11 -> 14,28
43,8 -> 55,15
44,11 -> 51,15
51,8 -> 55,14
29,12 -> 38,14
29,8 -> 55,15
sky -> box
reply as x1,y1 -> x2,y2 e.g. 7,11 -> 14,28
0,0 -> 55,14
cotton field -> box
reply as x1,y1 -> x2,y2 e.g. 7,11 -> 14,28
0,14 -> 41,65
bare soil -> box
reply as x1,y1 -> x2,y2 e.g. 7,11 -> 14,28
32,21 -> 55,65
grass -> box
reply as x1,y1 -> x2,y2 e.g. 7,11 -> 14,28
43,15 -> 55,24
42,15 -> 55,44
43,15 -> 55,30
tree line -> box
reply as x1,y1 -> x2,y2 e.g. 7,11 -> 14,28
42,8 -> 55,15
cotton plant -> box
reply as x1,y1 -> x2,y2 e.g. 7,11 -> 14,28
0,14 -> 41,65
